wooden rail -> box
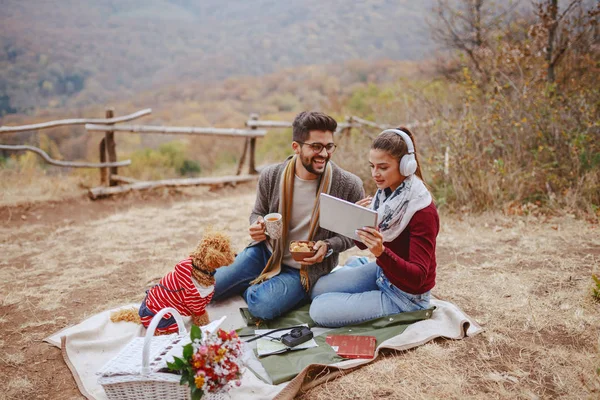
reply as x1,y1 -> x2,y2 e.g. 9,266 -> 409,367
88,174 -> 259,199
245,120 -> 292,128
86,124 -> 267,138
245,116 -> 433,131
0,109 -> 152,134
245,119 -> 352,133
0,144 -> 131,168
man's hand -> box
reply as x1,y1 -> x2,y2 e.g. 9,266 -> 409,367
356,196 -> 373,208
298,240 -> 329,266
356,227 -> 384,258
249,216 -> 267,242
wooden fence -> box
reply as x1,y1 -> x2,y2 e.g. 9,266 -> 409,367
0,109 -> 433,199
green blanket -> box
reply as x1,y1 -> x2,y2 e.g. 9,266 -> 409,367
239,305 -> 435,385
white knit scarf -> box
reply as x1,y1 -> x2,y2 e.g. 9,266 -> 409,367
370,175 -> 432,242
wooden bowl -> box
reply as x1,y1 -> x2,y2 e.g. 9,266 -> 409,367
289,240 -> 316,261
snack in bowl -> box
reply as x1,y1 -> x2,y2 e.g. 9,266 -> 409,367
289,240 -> 317,261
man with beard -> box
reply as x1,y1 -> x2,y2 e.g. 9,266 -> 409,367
212,111 -> 364,320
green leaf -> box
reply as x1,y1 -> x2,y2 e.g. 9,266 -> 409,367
191,385 -> 204,400
176,356 -> 187,368
180,370 -> 189,382
190,324 -> 202,341
183,343 -> 193,359
180,375 -> 188,385
167,356 -> 186,371
187,372 -> 195,386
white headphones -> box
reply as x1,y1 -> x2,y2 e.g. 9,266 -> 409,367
380,129 -> 417,176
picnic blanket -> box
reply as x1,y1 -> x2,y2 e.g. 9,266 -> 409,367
45,297 -> 482,400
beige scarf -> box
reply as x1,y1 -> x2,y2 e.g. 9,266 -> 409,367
250,155 -> 332,292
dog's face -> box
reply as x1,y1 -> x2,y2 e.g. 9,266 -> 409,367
190,231 -> 236,274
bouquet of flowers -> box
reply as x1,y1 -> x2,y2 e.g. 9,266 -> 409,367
167,325 -> 243,400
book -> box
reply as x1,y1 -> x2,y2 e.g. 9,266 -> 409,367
325,334 -> 377,359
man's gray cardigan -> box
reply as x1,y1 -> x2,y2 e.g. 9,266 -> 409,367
249,157 -> 365,291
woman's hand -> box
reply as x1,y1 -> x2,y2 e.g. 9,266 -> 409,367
356,227 -> 384,258
355,196 -> 373,208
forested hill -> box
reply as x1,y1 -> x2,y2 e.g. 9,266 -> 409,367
0,0 -> 434,114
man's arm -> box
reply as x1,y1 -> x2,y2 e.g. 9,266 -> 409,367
249,169 -> 271,226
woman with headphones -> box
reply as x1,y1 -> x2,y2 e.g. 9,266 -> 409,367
309,127 -> 439,327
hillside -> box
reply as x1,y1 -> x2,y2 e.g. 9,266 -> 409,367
0,0 -> 435,114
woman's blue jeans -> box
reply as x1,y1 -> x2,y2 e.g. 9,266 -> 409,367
309,260 -> 430,328
213,242 -> 309,321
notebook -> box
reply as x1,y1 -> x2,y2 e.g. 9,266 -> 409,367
325,334 -> 377,359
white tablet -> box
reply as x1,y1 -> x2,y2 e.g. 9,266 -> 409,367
319,193 -> 378,242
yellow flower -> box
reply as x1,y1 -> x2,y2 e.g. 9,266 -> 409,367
195,375 -> 205,389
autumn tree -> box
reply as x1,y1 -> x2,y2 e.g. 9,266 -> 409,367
428,0 -> 519,82
534,0 -> 599,84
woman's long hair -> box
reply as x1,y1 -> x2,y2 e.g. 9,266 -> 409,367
371,126 -> 426,183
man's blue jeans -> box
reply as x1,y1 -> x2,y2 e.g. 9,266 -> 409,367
309,261 -> 431,327
213,242 -> 309,320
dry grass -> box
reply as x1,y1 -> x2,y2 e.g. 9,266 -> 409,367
301,213 -> 600,400
0,168 -> 88,207
0,185 -> 599,399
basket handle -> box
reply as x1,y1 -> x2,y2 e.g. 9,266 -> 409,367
141,307 -> 187,374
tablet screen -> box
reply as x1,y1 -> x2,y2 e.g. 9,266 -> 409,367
319,193 -> 378,242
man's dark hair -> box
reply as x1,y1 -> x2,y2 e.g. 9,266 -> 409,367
292,111 -> 337,142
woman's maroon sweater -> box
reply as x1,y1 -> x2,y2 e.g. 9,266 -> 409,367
356,202 -> 439,294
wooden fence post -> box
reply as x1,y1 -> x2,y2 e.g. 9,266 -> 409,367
104,108 -> 118,186
236,138 -> 250,175
344,116 -> 353,137
99,138 -> 108,185
236,114 -> 253,176
248,113 -> 259,174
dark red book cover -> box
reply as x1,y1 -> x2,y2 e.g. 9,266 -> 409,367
325,335 -> 377,359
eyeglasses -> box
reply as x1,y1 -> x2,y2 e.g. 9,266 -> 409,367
296,141 -> 337,154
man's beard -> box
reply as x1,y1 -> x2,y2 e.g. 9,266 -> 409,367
300,153 -> 329,175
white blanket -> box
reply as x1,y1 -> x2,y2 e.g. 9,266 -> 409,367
45,298 -> 482,400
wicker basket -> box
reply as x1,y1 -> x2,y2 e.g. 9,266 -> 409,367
97,307 -> 226,400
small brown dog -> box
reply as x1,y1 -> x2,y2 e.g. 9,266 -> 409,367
112,230 -> 235,335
